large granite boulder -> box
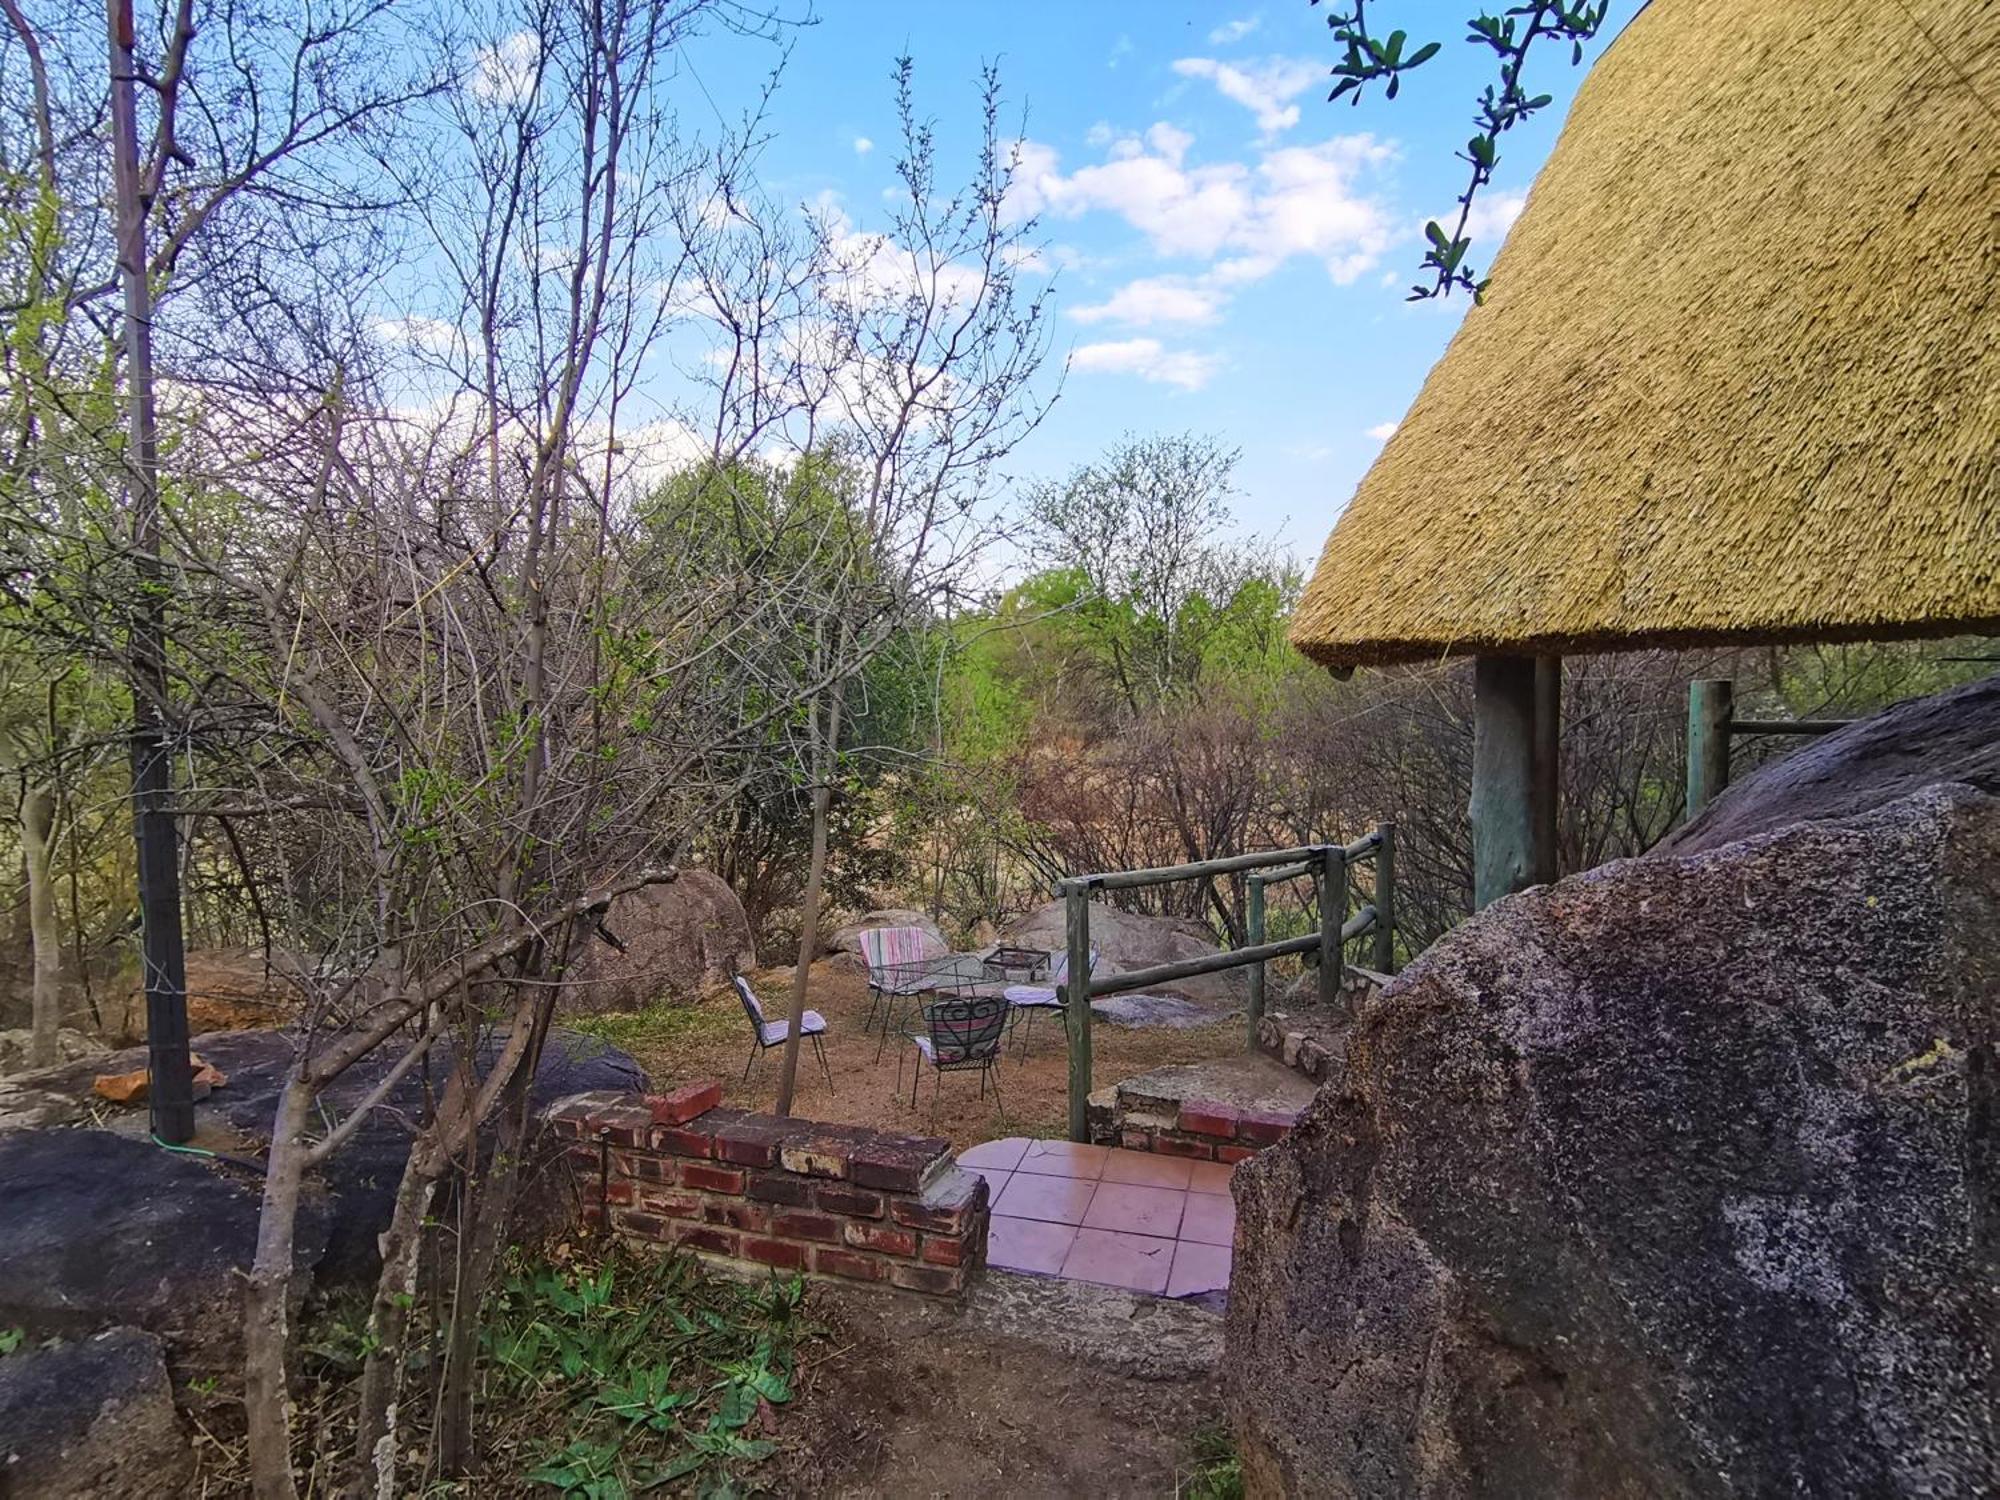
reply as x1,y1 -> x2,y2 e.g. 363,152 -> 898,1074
1226,784 -> 1997,1497
561,870 -> 755,1012
1660,671 -> 2000,857
1004,900 -> 1241,1003
0,1328 -> 193,1498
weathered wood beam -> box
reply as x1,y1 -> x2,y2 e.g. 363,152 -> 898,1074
1686,678 -> 1734,821
1472,654 -> 1538,910
1533,656 -> 1562,885
1065,886 -> 1092,1143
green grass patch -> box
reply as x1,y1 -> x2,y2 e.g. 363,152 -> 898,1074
1176,1423 -> 1244,1500
568,999 -> 738,1064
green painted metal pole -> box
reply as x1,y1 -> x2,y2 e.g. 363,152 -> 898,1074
1317,845 -> 1345,1008
1065,884 -> 1093,1143
1372,821 -> 1396,974
1686,678 -> 1733,822
1472,655 -> 1538,910
1246,873 -> 1266,1047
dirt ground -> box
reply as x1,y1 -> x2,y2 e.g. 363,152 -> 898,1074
599,959 -> 1250,1150
774,1273 -> 1227,1498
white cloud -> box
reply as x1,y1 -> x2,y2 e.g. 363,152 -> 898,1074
1009,128 -> 1394,285
1209,15 -> 1261,45
1171,55 -> 1321,135
470,31 -> 539,107
1070,338 -> 1218,390
1462,189 -> 1528,247
368,314 -> 459,355
1366,421 -> 1400,441
1071,276 -> 1223,326
853,136 -> 874,156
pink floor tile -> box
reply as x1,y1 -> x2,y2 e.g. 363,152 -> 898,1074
1061,1227 -> 1174,1295
1015,1139 -> 1110,1179
968,1168 -> 1012,1203
1179,1191 -> 1236,1246
1082,1181 -> 1187,1239
1100,1149 -> 1194,1189
1166,1240 -> 1232,1298
1187,1160 -> 1237,1195
994,1171 -> 1098,1225
958,1136 -> 1031,1171
988,1214 -> 1078,1275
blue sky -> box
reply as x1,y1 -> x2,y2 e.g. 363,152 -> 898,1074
679,3 -> 1643,563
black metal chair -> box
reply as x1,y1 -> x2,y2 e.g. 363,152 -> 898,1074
898,994 -> 1007,1123
733,975 -> 833,1094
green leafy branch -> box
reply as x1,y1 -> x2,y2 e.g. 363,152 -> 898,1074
1315,1 -> 1611,300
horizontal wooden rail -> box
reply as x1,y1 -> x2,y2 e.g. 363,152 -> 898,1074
1727,718 -> 1852,736
1081,905 -> 1380,1001
1055,844 -> 1330,894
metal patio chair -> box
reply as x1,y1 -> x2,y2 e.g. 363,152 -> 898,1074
733,975 -> 833,1094
898,994 -> 1008,1124
858,925 -> 949,1038
1003,947 -> 1098,1061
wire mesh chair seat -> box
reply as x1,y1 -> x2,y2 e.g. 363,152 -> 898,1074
897,994 -> 1008,1124
733,975 -> 833,1094
1003,948 -> 1097,1060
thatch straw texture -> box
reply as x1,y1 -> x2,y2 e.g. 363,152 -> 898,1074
1291,0 -> 2000,669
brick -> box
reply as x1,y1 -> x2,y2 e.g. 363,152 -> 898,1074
591,1098 -> 657,1148
1176,1099 -> 1241,1139
815,1183 -> 886,1219
1238,1108 -> 1301,1145
543,1090 -> 620,1137
612,1208 -> 668,1238
603,1179 -> 634,1206
779,1123 -> 871,1179
888,1261 -> 964,1297
745,1171 -> 815,1207
580,1203 -> 605,1228
704,1201 -> 770,1233
848,1132 -> 952,1194
1120,1128 -> 1154,1153
1153,1133 -> 1214,1160
844,1222 -> 918,1258
674,1224 -> 739,1257
813,1247 -> 885,1282
771,1211 -> 841,1244
1215,1144 -> 1258,1164
641,1190 -> 703,1219
890,1167 -> 987,1234
623,1154 -> 677,1183
648,1079 -> 722,1126
711,1112 -> 797,1168
566,1142 -> 601,1169
920,1234 -> 966,1267
680,1162 -> 747,1194
740,1236 -> 806,1270
652,1124 -> 716,1160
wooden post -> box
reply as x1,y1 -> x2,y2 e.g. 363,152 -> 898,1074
1686,678 -> 1734,821
1372,821 -> 1396,974
1471,655 -> 1538,911
1246,873 -> 1266,1047
1532,656 -> 1561,885
1065,884 -> 1093,1143
1317,844 -> 1345,1008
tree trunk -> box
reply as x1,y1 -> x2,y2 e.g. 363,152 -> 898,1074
774,681 -> 843,1116
243,1074 -> 313,1500
352,1135 -> 445,1494
21,782 -> 59,1066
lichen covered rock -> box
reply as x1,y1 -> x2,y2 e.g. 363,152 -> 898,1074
1225,785 -> 1997,1497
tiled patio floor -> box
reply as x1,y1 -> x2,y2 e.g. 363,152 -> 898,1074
957,1137 -> 1236,1299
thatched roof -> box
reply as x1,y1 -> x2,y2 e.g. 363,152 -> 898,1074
1291,0 -> 2000,669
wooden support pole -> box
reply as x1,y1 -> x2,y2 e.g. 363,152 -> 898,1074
1318,844 -> 1346,1009
1065,884 -> 1093,1143
1687,678 -> 1734,822
1532,656 -> 1561,885
1246,874 -> 1266,1047
1472,655 -> 1538,911
1372,821 -> 1396,974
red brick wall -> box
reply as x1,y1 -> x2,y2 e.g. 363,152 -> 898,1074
1107,1097 -> 1300,1163
544,1082 -> 989,1298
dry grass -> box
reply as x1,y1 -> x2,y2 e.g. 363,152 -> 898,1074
1292,0 -> 2000,667
572,960 -> 1247,1149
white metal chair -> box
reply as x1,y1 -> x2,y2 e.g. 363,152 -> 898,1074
733,975 -> 833,1094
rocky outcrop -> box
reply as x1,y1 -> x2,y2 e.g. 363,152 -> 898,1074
0,1027 -> 646,1325
561,869 -> 755,1012
1660,671 -> 2000,857
1226,785 -> 1997,1497
0,1328 -> 193,1498
1003,901 -> 1241,1002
